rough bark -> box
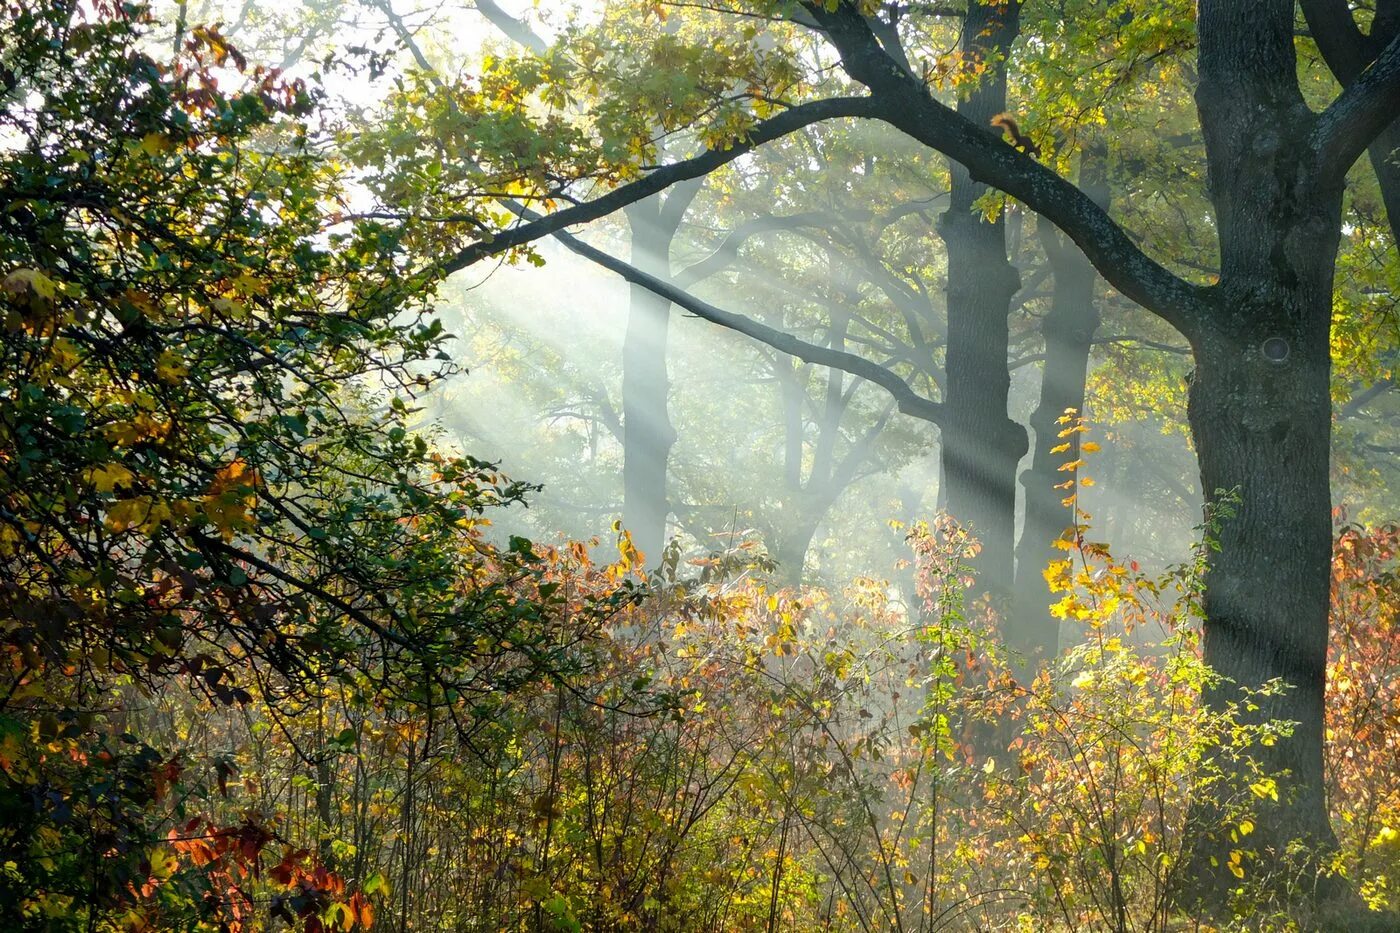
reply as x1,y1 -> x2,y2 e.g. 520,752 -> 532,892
936,0 -> 1028,607
1008,156 -> 1107,676
1179,0 -> 1345,899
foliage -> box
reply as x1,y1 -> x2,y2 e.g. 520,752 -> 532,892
7,1 -> 1400,931
0,2 -> 625,928
1326,520 -> 1400,913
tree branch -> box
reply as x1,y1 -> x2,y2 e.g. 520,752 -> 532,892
1300,0 -> 1371,85
674,211 -> 844,287
1312,31 -> 1400,187
439,96 -> 883,274
473,0 -> 547,54
542,227 -> 945,426
799,1 -> 1212,337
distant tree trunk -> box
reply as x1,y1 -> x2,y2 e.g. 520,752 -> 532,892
765,262 -> 882,585
774,504 -> 824,586
1008,154 -> 1107,676
936,0 -> 1027,608
621,182 -> 701,561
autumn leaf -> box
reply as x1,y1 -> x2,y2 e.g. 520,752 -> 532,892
85,463 -> 136,493
155,349 -> 188,383
202,460 -> 259,541
105,497 -> 174,534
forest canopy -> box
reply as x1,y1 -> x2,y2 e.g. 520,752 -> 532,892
3,0 -> 1400,930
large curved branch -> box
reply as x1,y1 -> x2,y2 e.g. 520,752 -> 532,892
440,96 -> 882,274
1302,0 -> 1400,235
1301,0 -> 1372,85
1313,32 -> 1400,188
542,227 -> 945,427
800,1 -> 1212,338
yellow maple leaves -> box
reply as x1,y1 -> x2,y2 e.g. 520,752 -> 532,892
155,349 -> 188,384
105,497 -> 174,535
101,414 -> 170,447
2,268 -> 58,308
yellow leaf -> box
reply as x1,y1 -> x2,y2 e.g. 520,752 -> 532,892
123,289 -> 159,317
1049,443 -> 1071,455
1081,441 -> 1101,453
85,463 -> 136,493
139,133 -> 172,156
2,268 -> 58,307
210,297 -> 246,318
231,273 -> 268,296
105,498 -> 148,533
149,845 -> 179,880
105,497 -> 173,534
155,349 -> 188,383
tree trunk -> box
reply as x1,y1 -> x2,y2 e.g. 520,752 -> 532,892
1008,154 -> 1107,676
621,224 -> 676,561
774,506 -> 823,586
621,184 -> 700,561
1008,236 -> 1100,675
936,0 -> 1028,607
1183,2 -> 1345,895
1182,297 -> 1338,898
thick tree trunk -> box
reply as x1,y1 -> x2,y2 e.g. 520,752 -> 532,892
1008,207 -> 1102,676
1183,1 -> 1346,896
1183,310 -> 1337,895
936,0 -> 1027,607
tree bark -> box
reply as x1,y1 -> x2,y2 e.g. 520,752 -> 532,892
936,0 -> 1028,608
1180,0 -> 1346,898
1008,159 -> 1106,676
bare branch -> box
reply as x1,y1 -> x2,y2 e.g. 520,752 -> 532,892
473,0 -> 547,54
542,227 -> 945,427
